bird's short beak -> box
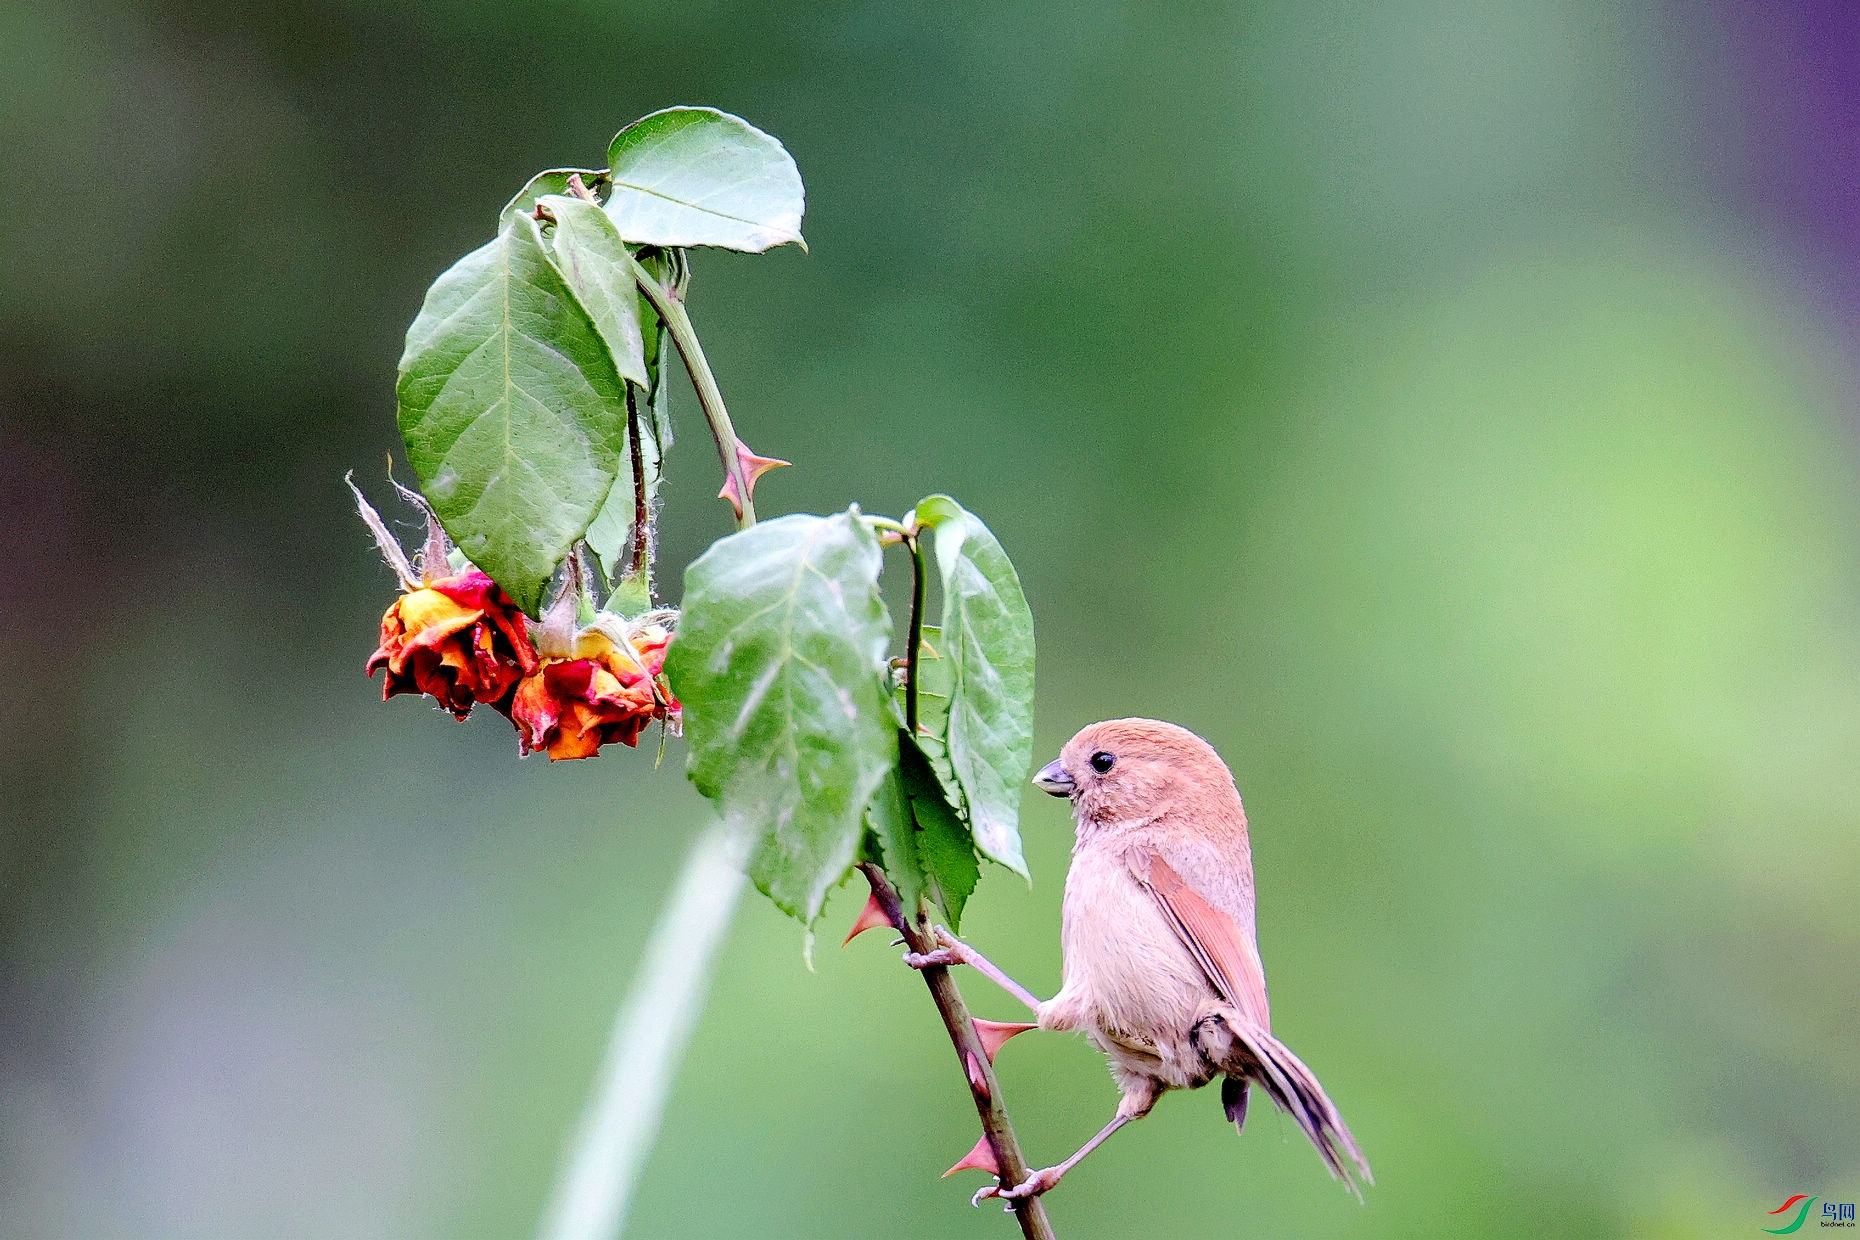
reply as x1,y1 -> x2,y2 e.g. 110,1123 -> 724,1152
1032,758 -> 1075,797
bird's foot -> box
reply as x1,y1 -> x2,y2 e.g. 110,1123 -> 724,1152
903,929 -> 971,970
973,1165 -> 1065,1207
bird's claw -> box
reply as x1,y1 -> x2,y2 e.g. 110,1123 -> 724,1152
971,1166 -> 1063,1207
905,927 -> 974,971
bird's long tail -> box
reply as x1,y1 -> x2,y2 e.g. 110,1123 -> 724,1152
1193,1007 -> 1372,1199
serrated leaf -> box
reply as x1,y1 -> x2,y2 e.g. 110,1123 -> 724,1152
865,759 -> 925,917
397,212 -> 628,614
914,496 -> 1036,876
500,167 -> 610,224
892,622 -> 963,811
665,512 -> 896,923
899,731 -> 980,931
538,195 -> 649,388
604,107 -> 805,253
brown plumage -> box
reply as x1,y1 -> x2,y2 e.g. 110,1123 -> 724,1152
1025,718 -> 1371,1199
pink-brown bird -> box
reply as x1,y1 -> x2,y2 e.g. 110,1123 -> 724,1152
916,718 -> 1371,1203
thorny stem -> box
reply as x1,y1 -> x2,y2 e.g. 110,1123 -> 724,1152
561,171 -> 754,532
627,254 -> 755,530
858,864 -> 1056,1240
625,386 -> 650,578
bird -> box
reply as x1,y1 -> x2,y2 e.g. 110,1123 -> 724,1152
912,717 -> 1371,1204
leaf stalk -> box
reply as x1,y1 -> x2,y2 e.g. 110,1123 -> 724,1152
624,386 -> 652,579
903,531 -> 927,736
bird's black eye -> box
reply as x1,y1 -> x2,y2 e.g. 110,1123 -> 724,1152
1089,751 -> 1115,774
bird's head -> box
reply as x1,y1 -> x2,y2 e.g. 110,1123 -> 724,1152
1031,717 -> 1243,835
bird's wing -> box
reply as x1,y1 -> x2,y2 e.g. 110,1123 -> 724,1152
1131,849 -> 1271,1030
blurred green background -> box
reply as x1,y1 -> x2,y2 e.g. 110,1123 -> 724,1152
5,1 -> 1859,1236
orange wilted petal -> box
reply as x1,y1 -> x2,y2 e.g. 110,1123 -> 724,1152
841,891 -> 894,947
942,1133 -> 1000,1178
972,1019 -> 1036,1065
510,621 -> 679,760
367,571 -> 534,720
717,439 -> 791,519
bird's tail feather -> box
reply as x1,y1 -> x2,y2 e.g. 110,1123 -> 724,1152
1221,1076 -> 1249,1133
1195,1007 -> 1371,1199
1246,1026 -> 1371,1199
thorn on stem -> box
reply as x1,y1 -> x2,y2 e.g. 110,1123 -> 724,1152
972,1019 -> 1037,1065
840,891 -> 894,947
717,439 -> 790,520
942,1133 -> 1001,1179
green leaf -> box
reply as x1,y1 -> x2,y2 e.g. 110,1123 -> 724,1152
538,195 -> 650,388
665,511 -> 896,923
899,732 -> 980,931
647,313 -> 675,450
501,167 -> 610,224
893,622 -> 963,808
397,212 -> 628,614
864,759 -> 925,917
914,496 -> 1036,876
604,107 -> 806,253
633,249 -> 675,437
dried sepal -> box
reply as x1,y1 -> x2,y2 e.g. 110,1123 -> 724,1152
388,474 -> 452,586
348,472 -> 418,591
354,473 -> 537,719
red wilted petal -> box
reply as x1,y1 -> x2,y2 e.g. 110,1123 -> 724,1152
369,572 -> 538,720
427,573 -> 486,608
543,658 -> 598,700
510,669 -> 564,752
971,1019 -> 1036,1065
840,891 -> 895,947
511,639 -> 671,760
942,1134 -> 1000,1179
717,439 -> 791,519
368,589 -> 484,719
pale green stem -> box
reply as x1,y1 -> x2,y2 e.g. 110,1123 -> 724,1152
627,255 -> 754,529
534,820 -> 753,1240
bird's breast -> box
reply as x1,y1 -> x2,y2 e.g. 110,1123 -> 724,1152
1053,842 -> 1214,1054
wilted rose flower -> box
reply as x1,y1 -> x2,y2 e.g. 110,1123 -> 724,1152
351,474 -> 538,720
511,619 -> 680,759
368,570 -> 537,719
